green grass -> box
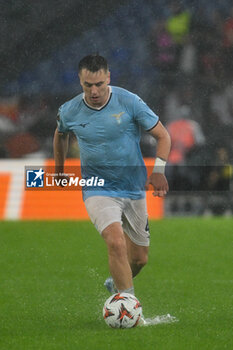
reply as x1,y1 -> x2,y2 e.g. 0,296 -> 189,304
0,218 -> 232,350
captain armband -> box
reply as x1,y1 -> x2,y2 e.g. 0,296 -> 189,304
152,157 -> 167,174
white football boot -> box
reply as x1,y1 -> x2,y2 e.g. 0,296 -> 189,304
104,277 -> 118,294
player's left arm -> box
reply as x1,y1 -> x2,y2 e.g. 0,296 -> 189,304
145,121 -> 171,197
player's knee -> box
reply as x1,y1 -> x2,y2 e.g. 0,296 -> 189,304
109,236 -> 127,256
132,253 -> 148,269
138,257 -> 148,269
103,231 -> 127,257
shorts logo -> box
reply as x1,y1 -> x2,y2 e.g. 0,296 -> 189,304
26,168 -> 45,188
145,219 -> 150,233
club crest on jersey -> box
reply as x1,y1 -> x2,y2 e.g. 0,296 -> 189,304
111,112 -> 125,124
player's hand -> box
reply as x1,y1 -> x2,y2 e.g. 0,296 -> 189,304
145,173 -> 169,197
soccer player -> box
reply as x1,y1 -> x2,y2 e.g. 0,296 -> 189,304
53,54 -> 171,299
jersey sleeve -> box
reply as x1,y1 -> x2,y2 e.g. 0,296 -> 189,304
56,105 -> 69,133
133,95 -> 159,131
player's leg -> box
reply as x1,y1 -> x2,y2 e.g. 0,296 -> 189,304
124,233 -> 149,278
102,222 -> 133,292
122,197 -> 150,277
84,196 -> 134,293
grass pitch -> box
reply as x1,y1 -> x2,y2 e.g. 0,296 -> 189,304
0,218 -> 232,350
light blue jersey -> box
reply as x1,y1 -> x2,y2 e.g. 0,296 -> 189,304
57,86 -> 159,200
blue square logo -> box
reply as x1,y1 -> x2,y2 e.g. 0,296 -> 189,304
26,169 -> 45,188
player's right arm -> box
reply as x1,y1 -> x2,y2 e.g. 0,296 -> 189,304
53,128 -> 69,174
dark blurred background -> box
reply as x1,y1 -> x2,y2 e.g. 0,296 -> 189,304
0,0 -> 233,214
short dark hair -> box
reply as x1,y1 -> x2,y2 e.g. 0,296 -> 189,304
78,54 -> 108,73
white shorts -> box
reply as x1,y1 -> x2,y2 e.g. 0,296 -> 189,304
84,196 -> 150,246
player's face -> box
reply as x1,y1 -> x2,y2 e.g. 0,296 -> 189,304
79,68 -> 110,108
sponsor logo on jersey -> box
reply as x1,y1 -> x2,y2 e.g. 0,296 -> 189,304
77,122 -> 89,128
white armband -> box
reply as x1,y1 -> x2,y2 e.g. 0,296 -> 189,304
152,157 -> 166,174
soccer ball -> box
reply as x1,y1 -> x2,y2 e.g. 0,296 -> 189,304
103,293 -> 142,328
